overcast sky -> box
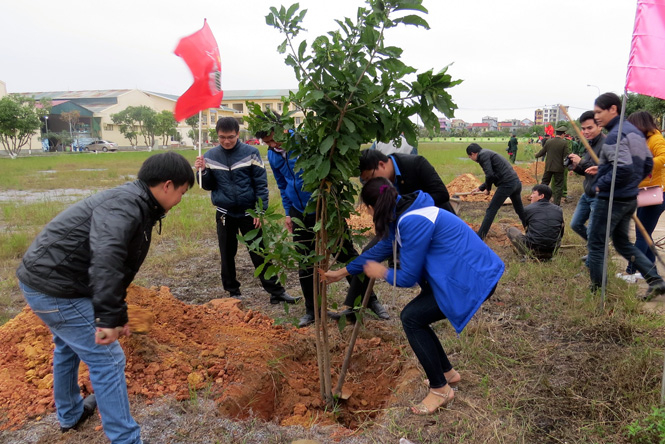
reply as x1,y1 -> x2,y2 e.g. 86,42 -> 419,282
1,0 -> 637,123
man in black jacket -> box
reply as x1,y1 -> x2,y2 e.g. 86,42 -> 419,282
17,152 -> 194,443
568,111 -> 605,246
506,185 -> 564,260
359,149 -> 456,214
467,143 -> 527,240
194,117 -> 298,304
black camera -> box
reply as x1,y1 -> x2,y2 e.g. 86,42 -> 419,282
563,156 -> 574,170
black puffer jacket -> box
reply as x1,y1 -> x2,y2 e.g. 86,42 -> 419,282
16,180 -> 165,328
476,149 -> 520,192
524,199 -> 564,250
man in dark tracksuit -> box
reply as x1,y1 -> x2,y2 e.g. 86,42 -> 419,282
195,117 -> 298,304
506,184 -> 564,260
467,143 -> 527,240
507,134 -> 518,164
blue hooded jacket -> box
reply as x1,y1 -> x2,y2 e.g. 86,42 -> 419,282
347,191 -> 504,334
267,148 -> 311,216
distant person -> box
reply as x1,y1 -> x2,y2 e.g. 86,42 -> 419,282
507,134 -> 518,164
568,111 -> 605,248
324,178 -> 504,415
535,126 -> 569,205
16,152 -> 195,443
587,93 -> 665,300
254,117 -> 387,326
194,117 -> 298,304
371,134 -> 418,155
506,184 -> 564,260
617,111 -> 665,283
467,143 -> 526,240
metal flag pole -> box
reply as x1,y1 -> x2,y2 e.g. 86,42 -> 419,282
198,110 -> 203,188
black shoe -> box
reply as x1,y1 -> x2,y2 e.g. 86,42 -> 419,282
298,313 -> 315,328
229,290 -> 241,297
61,394 -> 96,433
368,299 -> 390,320
270,292 -> 301,304
643,280 -> 665,301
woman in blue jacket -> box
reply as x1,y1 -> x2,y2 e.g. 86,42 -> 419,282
325,178 -> 504,415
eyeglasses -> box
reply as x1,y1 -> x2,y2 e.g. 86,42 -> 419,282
218,134 -> 237,141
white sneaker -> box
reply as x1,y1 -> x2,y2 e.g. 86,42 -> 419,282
616,272 -> 643,284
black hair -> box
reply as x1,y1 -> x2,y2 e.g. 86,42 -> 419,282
216,117 -> 239,133
594,92 -> 622,114
579,110 -> 596,124
138,152 -> 195,188
254,111 -> 282,140
466,143 -> 482,155
360,177 -> 398,239
627,110 -> 659,138
532,184 -> 552,201
359,149 -> 390,172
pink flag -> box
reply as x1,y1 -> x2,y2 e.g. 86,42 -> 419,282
625,0 -> 665,100
174,20 -> 223,121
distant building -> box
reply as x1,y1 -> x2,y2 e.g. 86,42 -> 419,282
521,118 -> 534,127
534,109 -> 544,125
221,89 -> 305,126
538,104 -> 569,124
438,117 -> 451,132
470,122 -> 490,133
481,116 -> 498,131
451,118 -> 466,129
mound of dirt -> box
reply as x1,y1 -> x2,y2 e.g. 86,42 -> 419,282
447,174 -> 492,202
0,286 -> 402,431
346,206 -> 374,232
513,165 -> 537,185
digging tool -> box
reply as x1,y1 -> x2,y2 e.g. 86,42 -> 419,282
334,277 -> 376,399
558,105 -> 665,269
451,191 -> 484,197
95,305 -> 154,339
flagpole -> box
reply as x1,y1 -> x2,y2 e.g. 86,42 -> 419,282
198,110 -> 203,189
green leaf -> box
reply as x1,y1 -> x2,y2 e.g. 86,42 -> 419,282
243,228 -> 260,241
277,39 -> 287,54
394,14 -> 430,29
319,135 -> 334,154
298,40 -> 307,60
286,3 -> 300,20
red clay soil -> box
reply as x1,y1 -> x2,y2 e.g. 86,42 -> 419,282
0,285 -> 401,431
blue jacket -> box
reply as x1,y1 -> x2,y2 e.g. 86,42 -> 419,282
267,148 -> 311,216
347,191 -> 504,334
199,141 -> 268,217
596,116 -> 653,199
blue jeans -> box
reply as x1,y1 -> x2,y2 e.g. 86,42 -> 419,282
587,199 -> 662,289
626,192 -> 665,274
19,282 -> 142,444
570,194 -> 597,242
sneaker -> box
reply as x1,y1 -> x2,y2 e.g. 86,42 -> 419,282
616,272 -> 643,284
61,394 -> 96,432
643,280 -> 665,301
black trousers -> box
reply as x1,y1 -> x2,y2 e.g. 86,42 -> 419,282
477,181 -> 526,240
291,209 -> 377,314
215,212 -> 285,297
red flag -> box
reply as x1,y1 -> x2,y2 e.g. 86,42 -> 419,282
174,20 -> 223,121
625,0 -> 665,100
544,124 -> 554,136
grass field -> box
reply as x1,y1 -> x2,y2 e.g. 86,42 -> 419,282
1,144 -> 664,443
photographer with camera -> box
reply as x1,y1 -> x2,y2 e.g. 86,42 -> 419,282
534,126 -> 569,206
568,111 -> 605,249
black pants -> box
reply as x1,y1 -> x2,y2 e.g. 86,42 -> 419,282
215,212 -> 285,297
291,210 -> 377,314
477,181 -> 526,240
541,170 -> 564,206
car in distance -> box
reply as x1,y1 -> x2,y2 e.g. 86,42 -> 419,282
86,140 -> 118,152
245,138 -> 261,145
